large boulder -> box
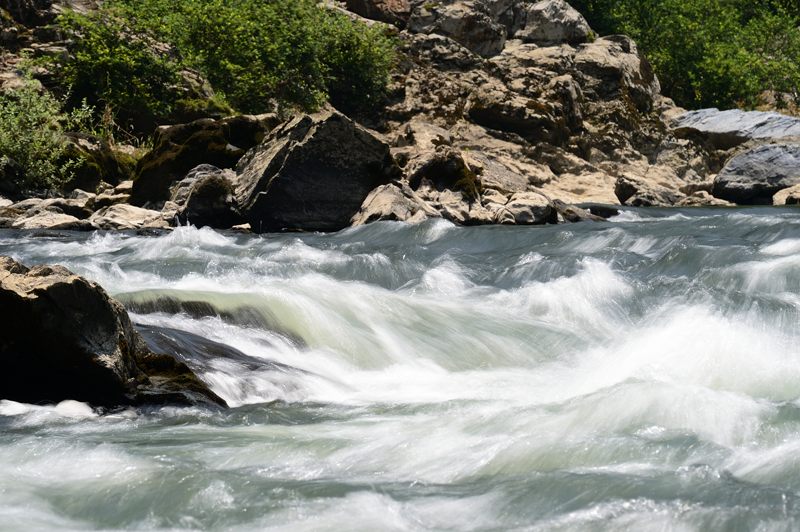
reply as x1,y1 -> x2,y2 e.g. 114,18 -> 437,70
62,133 -> 137,193
10,210 -> 86,230
351,183 -> 435,225
0,257 -> 225,407
513,0 -> 591,45
672,108 -> 800,149
131,114 -> 279,208
713,144 -> 800,205
615,175 -> 681,207
236,109 -> 400,232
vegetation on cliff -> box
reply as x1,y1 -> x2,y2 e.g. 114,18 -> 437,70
0,80 -> 94,191
571,0 -> 800,110
54,0 -> 396,130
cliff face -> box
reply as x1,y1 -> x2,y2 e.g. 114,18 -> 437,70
6,0 -> 799,232
346,0 -> 723,222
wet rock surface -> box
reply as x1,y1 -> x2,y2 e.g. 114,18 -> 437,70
0,256 -> 225,408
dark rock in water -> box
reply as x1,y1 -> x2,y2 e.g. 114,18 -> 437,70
132,114 -> 279,208
713,144 -> 800,205
672,108 -> 800,149
0,257 -> 225,408
168,165 -> 243,229
236,108 -> 400,232
581,204 -> 620,219
137,324 -> 300,374
551,199 -> 605,222
615,175 -> 680,207
121,294 -> 306,347
124,295 -> 269,328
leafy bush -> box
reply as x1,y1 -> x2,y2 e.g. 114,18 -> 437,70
570,0 -> 800,110
0,81 -> 90,192
56,9 -> 184,132
55,0 -> 396,123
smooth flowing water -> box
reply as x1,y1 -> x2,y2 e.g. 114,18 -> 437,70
1,207 -> 800,531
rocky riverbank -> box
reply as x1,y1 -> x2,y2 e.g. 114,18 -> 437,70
1,0 -> 800,235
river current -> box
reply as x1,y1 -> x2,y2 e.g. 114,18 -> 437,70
1,207 -> 799,531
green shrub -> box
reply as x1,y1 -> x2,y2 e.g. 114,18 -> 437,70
53,0 -> 396,121
56,9 -> 183,132
0,81 -> 90,192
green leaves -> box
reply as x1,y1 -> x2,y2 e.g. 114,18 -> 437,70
0,80 -> 92,191
102,0 -> 396,115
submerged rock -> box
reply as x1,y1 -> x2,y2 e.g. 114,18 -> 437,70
236,108 -> 400,232
713,144 -> 800,205
0,257 -> 225,408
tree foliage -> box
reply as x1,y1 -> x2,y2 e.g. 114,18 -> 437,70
570,0 -> 800,110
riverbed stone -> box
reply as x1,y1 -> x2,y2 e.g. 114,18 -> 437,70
773,184 -> 800,206
89,204 -> 170,231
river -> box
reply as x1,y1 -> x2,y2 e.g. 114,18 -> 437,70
1,207 -> 799,530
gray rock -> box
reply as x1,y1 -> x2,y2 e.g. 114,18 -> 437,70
236,108 -> 400,232
713,144 -> 800,204
672,108 -> 800,149
573,35 -> 660,111
615,175 -> 682,207
495,191 -> 556,224
169,165 -> 241,229
408,2 -> 506,57
351,183 -> 434,225
0,256 -> 225,408
514,0 -> 591,45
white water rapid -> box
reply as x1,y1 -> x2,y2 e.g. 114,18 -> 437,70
1,207 -> 799,530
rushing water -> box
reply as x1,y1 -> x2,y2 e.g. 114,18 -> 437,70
1,207 -> 800,531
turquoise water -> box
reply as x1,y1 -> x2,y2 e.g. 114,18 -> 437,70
1,207 -> 800,531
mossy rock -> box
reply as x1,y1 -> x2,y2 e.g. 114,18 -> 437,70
131,114 -> 280,207
61,133 -> 138,193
